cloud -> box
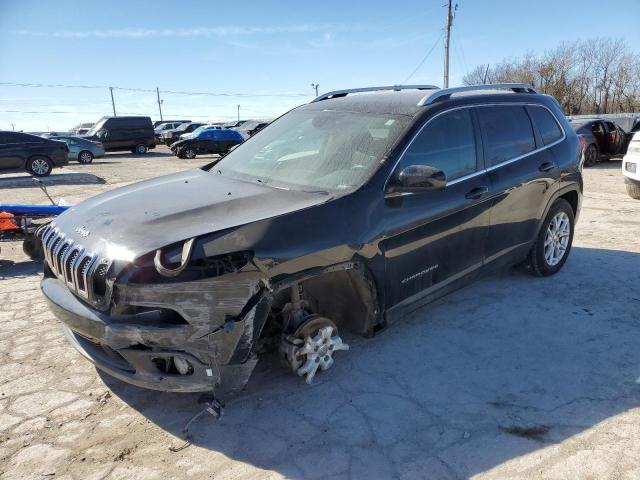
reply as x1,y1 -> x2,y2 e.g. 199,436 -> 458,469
11,24 -> 342,39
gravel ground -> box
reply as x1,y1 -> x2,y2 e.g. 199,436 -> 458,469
0,149 -> 639,479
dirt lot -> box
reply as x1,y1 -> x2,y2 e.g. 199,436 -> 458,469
0,148 -> 639,479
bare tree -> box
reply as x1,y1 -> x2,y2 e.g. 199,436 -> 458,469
462,38 -> 640,114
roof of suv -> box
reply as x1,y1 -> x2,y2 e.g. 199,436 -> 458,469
303,83 -> 543,117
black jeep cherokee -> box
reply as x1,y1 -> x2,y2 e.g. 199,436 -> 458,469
39,84 -> 582,397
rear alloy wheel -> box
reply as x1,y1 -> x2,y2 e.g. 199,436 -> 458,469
135,144 -> 148,154
183,147 -> 196,159
280,315 -> 349,384
526,198 -> 574,276
583,144 -> 598,167
78,150 -> 94,164
27,156 -> 53,177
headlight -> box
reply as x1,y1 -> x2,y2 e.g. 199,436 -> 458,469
628,142 -> 640,155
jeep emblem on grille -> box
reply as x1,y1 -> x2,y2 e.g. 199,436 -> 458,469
75,226 -> 90,237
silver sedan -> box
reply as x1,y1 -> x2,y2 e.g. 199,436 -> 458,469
49,135 -> 105,164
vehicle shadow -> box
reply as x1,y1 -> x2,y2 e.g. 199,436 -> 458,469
102,246 -> 640,479
591,158 -> 622,170
105,151 -> 173,159
0,258 -> 41,278
0,172 -> 106,188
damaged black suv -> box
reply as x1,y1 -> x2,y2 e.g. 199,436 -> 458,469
39,84 -> 582,397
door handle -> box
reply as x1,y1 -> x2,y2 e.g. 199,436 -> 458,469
465,186 -> 489,200
538,162 -> 555,172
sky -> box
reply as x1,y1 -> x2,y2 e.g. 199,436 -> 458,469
1,0 -> 639,131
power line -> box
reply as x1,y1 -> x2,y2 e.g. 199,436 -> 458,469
0,81 -> 309,98
400,32 -> 445,85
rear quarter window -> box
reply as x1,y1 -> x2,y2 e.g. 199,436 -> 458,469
528,106 -> 563,145
478,105 -> 536,167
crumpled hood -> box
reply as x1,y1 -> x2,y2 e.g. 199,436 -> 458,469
52,169 -> 329,260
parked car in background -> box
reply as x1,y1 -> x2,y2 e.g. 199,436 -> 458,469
38,83 -> 582,395
154,121 -> 188,136
223,120 -> 247,129
179,124 -> 222,141
0,131 -> 68,176
234,120 -> 270,139
170,128 -> 244,158
153,119 -> 191,128
83,116 -> 156,154
72,123 -> 94,135
569,119 -> 625,166
160,122 -> 206,145
46,135 -> 105,164
622,131 -> 640,199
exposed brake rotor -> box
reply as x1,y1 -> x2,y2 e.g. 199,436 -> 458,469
280,315 -> 349,384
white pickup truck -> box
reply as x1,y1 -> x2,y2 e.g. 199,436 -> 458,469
623,132 -> 640,199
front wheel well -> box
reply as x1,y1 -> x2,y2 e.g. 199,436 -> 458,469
265,266 -> 383,339
559,190 -> 578,217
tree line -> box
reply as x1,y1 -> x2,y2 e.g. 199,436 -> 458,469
462,38 -> 640,115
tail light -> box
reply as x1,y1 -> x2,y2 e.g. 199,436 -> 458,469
578,134 -> 586,152
608,133 -> 616,142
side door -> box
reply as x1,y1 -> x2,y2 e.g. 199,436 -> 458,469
381,107 -> 491,307
199,130 -> 216,152
478,104 -> 559,266
590,121 -> 607,153
0,132 -> 25,170
605,121 -> 623,155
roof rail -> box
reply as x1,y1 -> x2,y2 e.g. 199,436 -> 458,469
312,85 -> 439,103
418,83 -> 537,106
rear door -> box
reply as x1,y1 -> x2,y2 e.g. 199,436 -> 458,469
479,104 -> 560,265
382,107 -> 491,306
605,121 -> 623,155
0,132 -> 25,170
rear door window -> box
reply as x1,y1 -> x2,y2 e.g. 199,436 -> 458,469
527,106 -> 563,145
399,108 -> 478,181
478,105 -> 536,167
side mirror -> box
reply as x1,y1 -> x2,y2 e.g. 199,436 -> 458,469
386,165 -> 446,197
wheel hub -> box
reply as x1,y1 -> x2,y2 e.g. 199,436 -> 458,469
280,317 -> 349,384
544,211 -> 570,266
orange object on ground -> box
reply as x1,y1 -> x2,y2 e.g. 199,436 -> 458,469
0,211 -> 19,231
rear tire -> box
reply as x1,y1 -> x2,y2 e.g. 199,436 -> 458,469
134,144 -> 148,154
78,150 -> 94,164
584,144 -> 598,167
26,156 -> 53,177
626,181 -> 640,199
526,198 -> 575,276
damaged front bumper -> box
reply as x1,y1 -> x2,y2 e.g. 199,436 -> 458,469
41,274 -> 268,395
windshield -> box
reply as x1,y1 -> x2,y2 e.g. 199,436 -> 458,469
213,109 -> 409,192
86,118 -> 106,136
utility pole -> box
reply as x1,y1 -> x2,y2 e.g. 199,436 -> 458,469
311,83 -> 319,97
483,64 -> 490,84
443,0 -> 454,88
10,123 -> 15,131
109,87 -> 117,116
237,105 -> 240,122
156,87 -> 163,121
